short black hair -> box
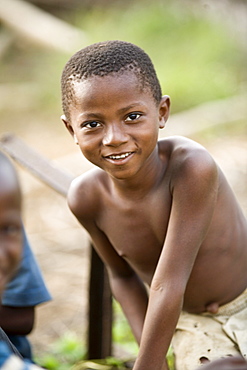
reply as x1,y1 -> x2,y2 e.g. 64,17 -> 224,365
61,40 -> 162,122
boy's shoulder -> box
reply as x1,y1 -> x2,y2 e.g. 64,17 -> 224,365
159,135 -> 209,157
67,167 -> 107,221
159,136 -> 218,184
159,135 -> 215,166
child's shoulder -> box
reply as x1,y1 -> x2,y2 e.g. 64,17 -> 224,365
159,135 -> 208,154
159,135 -> 218,182
159,135 -> 214,163
67,167 -> 107,220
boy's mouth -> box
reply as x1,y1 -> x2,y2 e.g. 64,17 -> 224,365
106,152 -> 132,160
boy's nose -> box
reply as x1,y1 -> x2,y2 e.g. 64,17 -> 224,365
102,123 -> 128,147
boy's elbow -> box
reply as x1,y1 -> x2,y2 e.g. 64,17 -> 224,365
150,279 -> 185,306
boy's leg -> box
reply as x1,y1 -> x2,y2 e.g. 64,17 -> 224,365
172,311 -> 240,370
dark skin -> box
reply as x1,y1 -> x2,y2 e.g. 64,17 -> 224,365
62,72 -> 247,370
0,305 -> 34,335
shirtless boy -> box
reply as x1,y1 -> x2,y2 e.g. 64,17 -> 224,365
61,40 -> 247,370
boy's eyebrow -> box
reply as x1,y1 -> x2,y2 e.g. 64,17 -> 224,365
79,112 -> 104,120
78,102 -> 146,121
117,102 -> 145,115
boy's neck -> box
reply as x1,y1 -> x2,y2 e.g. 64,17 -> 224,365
108,149 -> 166,200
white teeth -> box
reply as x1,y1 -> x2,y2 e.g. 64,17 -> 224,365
109,152 -> 131,160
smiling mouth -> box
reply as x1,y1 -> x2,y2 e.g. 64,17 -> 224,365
107,152 -> 132,160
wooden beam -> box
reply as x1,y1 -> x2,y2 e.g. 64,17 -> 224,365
0,133 -> 74,196
0,0 -> 88,53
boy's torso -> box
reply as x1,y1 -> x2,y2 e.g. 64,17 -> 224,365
77,136 -> 247,313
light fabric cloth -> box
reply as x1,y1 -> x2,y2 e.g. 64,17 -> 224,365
1,356 -> 41,370
172,289 -> 247,370
0,339 -> 42,370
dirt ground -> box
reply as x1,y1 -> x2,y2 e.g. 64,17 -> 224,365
1,110 -> 247,360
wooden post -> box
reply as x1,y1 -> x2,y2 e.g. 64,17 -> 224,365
88,246 -> 112,359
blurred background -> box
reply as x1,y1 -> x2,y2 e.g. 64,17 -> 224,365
0,0 -> 246,368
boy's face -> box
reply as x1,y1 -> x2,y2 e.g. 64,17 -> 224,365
63,72 -> 170,180
0,176 -> 22,292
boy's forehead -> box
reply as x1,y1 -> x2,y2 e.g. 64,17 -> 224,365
73,70 -> 138,88
0,183 -> 21,211
71,71 -> 153,104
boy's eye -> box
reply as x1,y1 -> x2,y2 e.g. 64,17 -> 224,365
125,113 -> 141,122
84,121 -> 100,129
0,224 -> 21,237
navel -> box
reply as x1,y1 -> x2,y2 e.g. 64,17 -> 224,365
205,302 -> 219,314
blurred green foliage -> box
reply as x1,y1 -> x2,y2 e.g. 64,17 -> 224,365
35,332 -> 86,369
0,0 -> 246,116
74,0 -> 246,112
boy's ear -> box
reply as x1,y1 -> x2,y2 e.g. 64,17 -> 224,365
158,95 -> 170,129
61,115 -> 78,144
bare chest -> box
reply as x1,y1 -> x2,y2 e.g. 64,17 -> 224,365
97,190 -> 172,281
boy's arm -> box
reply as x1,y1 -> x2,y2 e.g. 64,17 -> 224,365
67,175 -> 148,344
108,264 -> 148,344
133,150 -> 219,370
86,225 -> 149,344
0,304 -> 34,335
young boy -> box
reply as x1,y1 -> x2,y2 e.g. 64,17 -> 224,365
61,40 -> 247,370
0,151 -> 43,369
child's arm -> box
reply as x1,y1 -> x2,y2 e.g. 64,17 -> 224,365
67,175 -> 149,344
0,304 -> 34,335
133,149 -> 219,370
84,225 -> 149,344
82,218 -> 149,344
108,266 -> 148,344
